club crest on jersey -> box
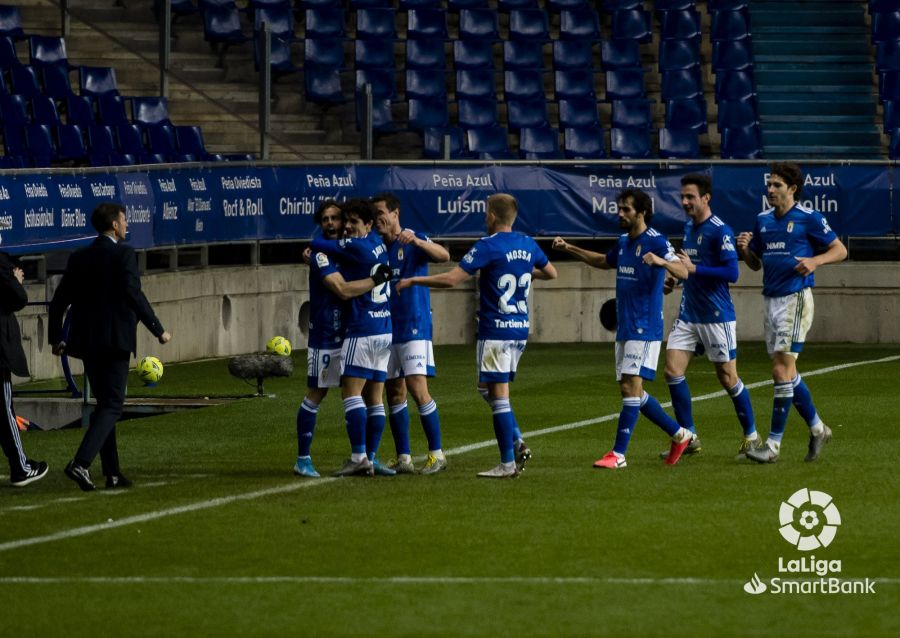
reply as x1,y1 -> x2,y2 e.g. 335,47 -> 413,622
635,244 -> 641,256
697,235 -> 703,244
787,221 -> 794,233
397,247 -> 405,261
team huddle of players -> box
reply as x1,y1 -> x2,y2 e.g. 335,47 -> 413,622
297,162 -> 847,478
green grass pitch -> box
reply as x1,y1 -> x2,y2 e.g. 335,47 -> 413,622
1,343 -> 898,637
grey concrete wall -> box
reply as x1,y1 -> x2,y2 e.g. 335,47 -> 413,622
15,261 -> 900,382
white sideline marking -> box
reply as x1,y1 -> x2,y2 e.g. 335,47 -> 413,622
2,354 -> 898,554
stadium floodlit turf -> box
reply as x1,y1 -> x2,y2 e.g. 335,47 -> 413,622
1,343 -> 898,637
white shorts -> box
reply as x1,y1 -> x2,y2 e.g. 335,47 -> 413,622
387,340 -> 436,379
764,288 -> 814,357
666,319 -> 737,363
477,339 -> 527,383
615,340 -> 661,381
341,333 -> 392,382
307,347 -> 343,389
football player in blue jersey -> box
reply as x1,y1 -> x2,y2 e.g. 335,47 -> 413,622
660,174 -> 760,461
372,192 -> 451,475
553,188 -> 694,469
398,193 -> 558,478
736,163 -> 847,463
311,198 -> 395,477
295,200 -> 392,478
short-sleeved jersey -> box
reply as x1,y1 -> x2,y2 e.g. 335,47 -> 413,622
749,204 -> 838,297
387,231 -> 433,343
311,231 -> 391,338
459,231 -> 549,341
307,250 -> 345,349
606,228 -> 678,342
679,214 -> 738,324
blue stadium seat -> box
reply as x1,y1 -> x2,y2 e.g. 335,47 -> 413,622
304,66 -> 346,103
559,8 -> 600,41
408,95 -> 449,130
0,156 -> 25,168
720,123 -> 761,159
611,9 -> 651,42
665,96 -> 707,131
454,40 -> 494,70
547,0 -> 588,13
873,12 -> 900,43
876,39 -> 900,71
356,40 -> 395,70
610,126 -> 652,158
356,95 -> 395,131
57,124 -> 87,162
880,70 -> 900,101
661,68 -> 702,100
504,69 -> 544,100
10,64 -> 41,98
0,5 -> 24,40
304,39 -> 345,68
406,9 -> 447,40
406,39 -> 445,70
716,97 -> 756,129
0,35 -> 17,67
554,69 -> 596,99
116,124 -> 146,155
563,124 -> 605,158
0,94 -> 28,126
42,62 -> 74,99
600,39 -> 641,69
602,0 -> 642,9
553,40 -> 594,71
29,35 -> 68,67
558,96 -> 600,128
176,125 -> 213,160
2,125 -> 25,156
254,4 -> 295,40
456,68 -> 495,99
258,34 -> 295,72
457,96 -> 498,128
406,68 -> 446,99
356,8 -> 396,40
80,66 -> 119,96
883,99 -> 900,132
658,127 -> 699,158
356,68 -> 397,99
467,125 -> 514,159
711,10 -> 750,41
508,9 -> 550,41
97,93 -> 130,126
497,0 -> 539,11
611,98 -> 652,129
87,124 -> 116,156
304,8 -> 345,39
659,38 -> 700,71
31,95 -> 61,126
712,39 -> 753,71
519,126 -> 562,159
132,97 -> 171,127
504,40 -> 544,70
655,0 -> 695,9
715,70 -> 755,101
422,126 -> 468,159
870,0 -> 896,12
402,0 -> 442,10
506,96 -> 549,131
605,67 -> 645,100
707,0 -> 747,10
146,123 -> 178,155
349,0 -> 391,8
459,8 -> 499,41
659,9 -> 700,40
890,127 -> 900,159
203,4 -> 248,44
66,95 -> 95,127
25,123 -> 55,165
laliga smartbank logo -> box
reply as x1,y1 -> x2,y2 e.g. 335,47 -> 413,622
743,488 -> 876,596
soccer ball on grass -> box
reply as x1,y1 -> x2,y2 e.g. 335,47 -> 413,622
266,336 -> 292,356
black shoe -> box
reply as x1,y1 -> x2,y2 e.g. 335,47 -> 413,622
10,460 -> 49,487
105,474 -> 133,489
65,460 -> 95,491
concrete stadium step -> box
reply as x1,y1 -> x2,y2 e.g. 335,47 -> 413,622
763,146 -> 881,159
762,115 -> 878,128
761,129 -> 882,147
755,68 -> 874,86
758,99 -> 876,117
752,37 -> 870,56
750,7 -> 866,27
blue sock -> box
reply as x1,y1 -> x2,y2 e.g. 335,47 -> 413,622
728,379 -> 756,437
389,401 -> 411,456
666,375 -> 695,433
366,404 -> 387,460
791,375 -> 822,429
343,396 -> 367,455
769,382 -> 794,443
640,392 -> 681,437
418,399 -> 442,451
481,387 -> 522,441
490,399 -> 515,463
613,397 -> 641,456
296,398 -> 319,457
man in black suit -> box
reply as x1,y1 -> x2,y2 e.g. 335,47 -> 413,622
0,250 -> 48,486
49,203 -> 171,491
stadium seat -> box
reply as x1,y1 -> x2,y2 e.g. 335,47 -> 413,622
0,5 -> 24,40
356,8 -> 396,40
710,10 -> 750,41
303,66 -> 346,103
2,125 -> 25,156
146,123 -> 178,155
304,39 -> 345,68
459,9 -> 499,41
132,97 -> 171,127
422,126 -> 468,159
41,62 -> 74,99
547,0 -> 588,12
176,125 -> 213,160
658,127 -> 699,159
0,156 -> 25,168
883,99 -> 900,132
79,66 -> 119,96
880,70 -> 900,101
408,95 -> 449,130
66,95 -> 96,127
504,40 -> 544,70
519,126 -> 562,159
445,0 -> 487,9
406,39 -> 445,70
890,127 -> 900,160
202,4 -> 248,44
605,68 -> 645,100
10,64 -> 41,98
876,39 -> 900,71
558,96 -> 600,128
0,35 -> 17,67
655,0 -> 695,9
25,123 -> 55,164
57,124 -> 88,162
405,68 -> 446,99
454,40 -> 494,70
254,4 -> 295,40
553,40 -> 594,71
508,9 -> 550,41
0,94 -> 28,126
456,68 -> 496,100
720,123 -> 761,159
350,0 -> 391,8
87,124 -> 117,156
467,125 -> 514,159
356,40 -> 395,70
356,69 -> 397,100
29,35 -> 68,67
304,8 -> 345,39
497,0 -> 539,11
563,124 -> 605,158
715,70 -> 756,101
116,123 -> 146,155
870,0 -> 896,12
611,9 -> 651,42
31,95 -> 61,126
665,96 -> 707,131
457,96 -> 499,129
602,0 -> 642,10
611,98 -> 653,129
506,96 -> 549,131
401,0 -> 441,7
707,0 -> 748,10
610,126 -> 652,158
659,9 -> 700,40
659,39 -> 700,71
600,39 -> 641,69
259,37 -> 295,73
712,40 -> 753,71
717,97 -> 756,129
504,69 -> 544,101
661,68 -> 702,101
554,69 -> 596,99
873,11 -> 900,43
406,9 -> 448,40
97,93 -> 130,126
559,8 -> 601,41
356,95 -> 395,131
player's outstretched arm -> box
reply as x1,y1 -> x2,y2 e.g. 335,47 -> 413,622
322,264 -> 389,300
533,261 -> 558,281
551,236 -> 610,269
735,232 -> 761,271
398,266 -> 471,291
399,229 -> 451,263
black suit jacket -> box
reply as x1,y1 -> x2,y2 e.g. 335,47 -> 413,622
49,236 -> 165,360
0,252 -> 29,376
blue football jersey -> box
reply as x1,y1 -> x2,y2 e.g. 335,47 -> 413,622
679,214 -> 738,324
459,231 -> 549,340
749,204 -> 838,297
311,231 -> 392,338
307,250 -> 345,349
606,228 -> 677,342
387,231 -> 433,343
